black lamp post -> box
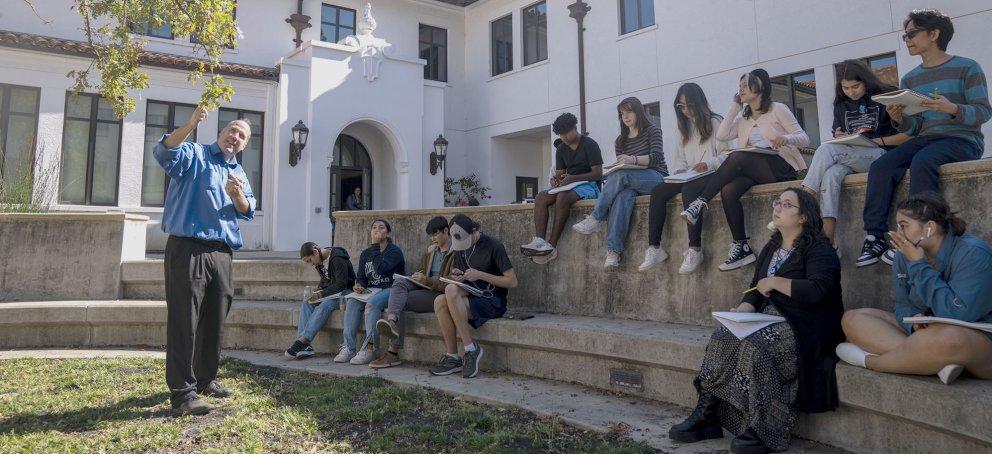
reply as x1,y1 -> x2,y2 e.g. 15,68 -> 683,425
289,120 -> 309,167
568,1 -> 591,134
430,134 -> 448,175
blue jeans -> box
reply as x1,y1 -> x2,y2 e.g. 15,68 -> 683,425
341,288 -> 392,351
297,298 -> 342,342
590,169 -> 665,253
863,135 -> 980,235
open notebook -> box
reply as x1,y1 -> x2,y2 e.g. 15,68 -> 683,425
712,311 -> 786,339
603,163 -> 647,176
307,289 -> 350,305
822,134 -> 879,148
871,89 -> 933,116
548,180 -> 588,195
733,147 -> 778,155
393,273 -> 432,290
665,168 -> 715,183
439,276 -> 485,297
902,316 -> 992,333
348,287 -> 383,303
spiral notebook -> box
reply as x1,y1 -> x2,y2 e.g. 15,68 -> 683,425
871,89 -> 933,116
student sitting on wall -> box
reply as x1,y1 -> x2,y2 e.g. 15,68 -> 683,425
285,242 -> 356,359
370,216 -> 455,369
680,69 -> 810,272
639,83 -> 731,274
520,112 -> 603,264
670,188 -> 843,454
334,219 -> 406,365
838,192 -> 992,385
430,214 -> 517,379
572,97 -> 668,269
798,59 -> 907,254
857,9 -> 991,268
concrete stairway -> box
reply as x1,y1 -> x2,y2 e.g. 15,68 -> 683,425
2,300 -> 989,453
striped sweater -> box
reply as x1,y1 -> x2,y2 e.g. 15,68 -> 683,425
616,124 -> 668,175
898,56 -> 991,149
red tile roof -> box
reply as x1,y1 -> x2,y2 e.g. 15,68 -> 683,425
0,29 -> 279,81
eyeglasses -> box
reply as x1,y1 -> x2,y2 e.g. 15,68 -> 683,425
902,28 -> 927,41
771,199 -> 797,210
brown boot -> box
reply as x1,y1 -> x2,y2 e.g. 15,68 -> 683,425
369,350 -> 401,369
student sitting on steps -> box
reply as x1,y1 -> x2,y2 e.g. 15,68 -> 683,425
857,8 -> 991,268
838,192 -> 992,385
520,112 -> 603,265
285,242 -> 356,359
370,216 -> 454,369
639,82 -> 731,274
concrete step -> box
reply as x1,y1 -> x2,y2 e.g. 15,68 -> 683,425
1,300 -> 989,453
121,259 -> 311,300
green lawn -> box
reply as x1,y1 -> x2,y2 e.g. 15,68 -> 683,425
0,357 -> 653,453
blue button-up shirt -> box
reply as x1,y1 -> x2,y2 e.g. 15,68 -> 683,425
154,136 -> 256,249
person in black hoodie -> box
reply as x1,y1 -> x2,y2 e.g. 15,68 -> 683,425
801,59 -> 907,251
670,188 -> 843,454
285,242 -> 356,359
336,219 -> 406,365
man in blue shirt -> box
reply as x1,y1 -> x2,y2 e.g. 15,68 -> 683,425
154,105 -> 256,415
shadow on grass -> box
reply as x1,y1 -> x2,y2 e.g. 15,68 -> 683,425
0,392 -> 173,435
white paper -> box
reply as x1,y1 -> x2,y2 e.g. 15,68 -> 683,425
307,289 -> 350,305
871,89 -> 932,116
603,163 -> 648,176
664,168 -> 715,183
348,287 -> 383,303
393,273 -> 432,290
733,147 -> 778,155
902,316 -> 992,333
548,180 -> 587,195
822,134 -> 879,148
439,276 -> 485,297
712,311 -> 786,340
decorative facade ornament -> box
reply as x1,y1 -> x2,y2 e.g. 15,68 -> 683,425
341,3 -> 392,82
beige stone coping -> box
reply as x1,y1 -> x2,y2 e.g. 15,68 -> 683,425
0,212 -> 150,222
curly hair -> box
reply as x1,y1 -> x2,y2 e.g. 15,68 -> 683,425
769,188 -> 825,251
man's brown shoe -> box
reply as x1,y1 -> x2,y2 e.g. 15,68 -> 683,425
369,351 -> 401,369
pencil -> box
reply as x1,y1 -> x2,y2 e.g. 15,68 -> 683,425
742,286 -> 758,294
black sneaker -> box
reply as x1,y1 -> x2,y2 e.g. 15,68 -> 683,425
462,346 -> 484,378
880,248 -> 896,266
285,340 -> 313,359
198,381 -> 231,398
430,354 -> 463,376
681,198 -> 708,225
718,241 -> 756,271
856,235 -> 888,267
175,397 -> 211,416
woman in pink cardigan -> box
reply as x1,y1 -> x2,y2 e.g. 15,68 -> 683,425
681,69 -> 810,271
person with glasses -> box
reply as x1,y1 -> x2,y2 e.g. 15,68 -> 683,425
857,8 -> 991,268
680,69 -> 810,272
838,192 -> 992,385
369,216 -> 454,368
639,83 -> 731,274
670,188 -> 843,454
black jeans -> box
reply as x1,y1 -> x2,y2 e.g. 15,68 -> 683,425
164,235 -> 233,407
862,135 -> 980,236
647,176 -> 710,247
698,152 -> 796,241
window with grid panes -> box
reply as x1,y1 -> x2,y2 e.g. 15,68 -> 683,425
491,15 -> 513,76
771,70 -> 820,147
321,4 -> 357,43
59,93 -> 123,205
0,84 -> 41,187
419,24 -> 448,82
522,2 -> 547,66
141,101 -> 197,206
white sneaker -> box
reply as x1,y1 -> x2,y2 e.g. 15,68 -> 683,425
637,246 -> 669,271
350,347 -> 375,365
766,221 -> 777,232
679,248 -> 704,274
835,342 -> 874,368
938,364 -> 964,385
333,346 -> 355,363
531,248 -> 558,265
604,251 -> 620,269
572,216 -> 602,235
520,236 -> 553,256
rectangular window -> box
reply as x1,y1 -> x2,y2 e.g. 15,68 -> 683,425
59,92 -> 123,205
619,0 -> 655,35
866,52 -> 898,87
141,101 -> 197,207
0,84 -> 41,194
491,14 -> 513,76
419,24 -> 448,82
522,2 -> 547,66
771,70 -> 820,148
321,4 -> 357,43
218,108 -> 263,209
644,102 -> 661,127
132,16 -> 174,40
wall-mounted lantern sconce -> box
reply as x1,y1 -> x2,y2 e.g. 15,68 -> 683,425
430,134 -> 448,175
289,120 -> 309,167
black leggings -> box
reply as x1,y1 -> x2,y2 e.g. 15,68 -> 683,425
698,152 -> 796,241
647,176 -> 709,247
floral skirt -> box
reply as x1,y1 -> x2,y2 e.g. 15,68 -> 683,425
696,306 -> 799,451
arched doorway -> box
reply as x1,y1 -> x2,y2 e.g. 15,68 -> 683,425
329,134 -> 373,214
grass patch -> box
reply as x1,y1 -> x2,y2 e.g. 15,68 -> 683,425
0,357 -> 653,453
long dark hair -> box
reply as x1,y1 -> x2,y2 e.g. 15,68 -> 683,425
770,188 -> 825,251
834,59 -> 897,106
896,191 -> 967,236
674,83 -> 720,146
741,69 -> 772,119
614,97 -> 655,150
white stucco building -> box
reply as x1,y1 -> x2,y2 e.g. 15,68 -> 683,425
1,1 -> 989,251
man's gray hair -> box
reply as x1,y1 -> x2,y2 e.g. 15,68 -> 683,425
222,119 -> 253,141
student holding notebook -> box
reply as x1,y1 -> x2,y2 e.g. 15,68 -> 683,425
284,242 -> 356,359
800,60 -> 907,250
520,113 -> 603,264
572,97 -> 668,268
670,188 -> 843,453
857,9 -> 991,268
639,83 -> 731,273
335,219 -> 406,365
430,214 -> 517,378
838,192 -> 992,385
680,69 -> 810,271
